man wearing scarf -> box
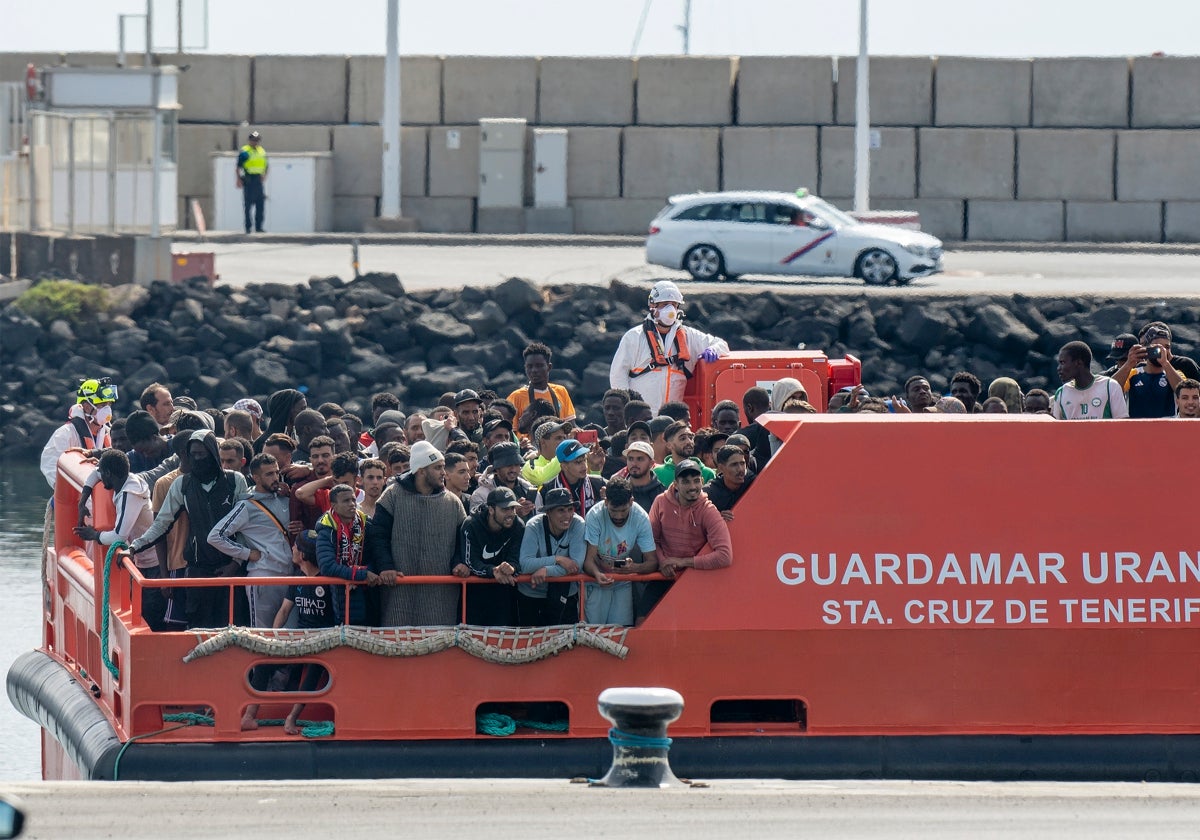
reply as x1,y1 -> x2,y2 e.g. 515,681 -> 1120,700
537,439 -> 606,518
316,483 -> 378,625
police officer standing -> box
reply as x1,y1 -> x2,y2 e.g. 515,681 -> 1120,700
237,130 -> 268,234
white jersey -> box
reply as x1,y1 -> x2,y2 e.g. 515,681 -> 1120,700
1052,375 -> 1129,420
609,320 -> 729,414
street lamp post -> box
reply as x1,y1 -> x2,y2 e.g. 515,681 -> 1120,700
853,0 -> 870,213
380,0 -> 402,219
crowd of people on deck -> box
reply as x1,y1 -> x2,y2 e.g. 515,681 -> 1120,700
45,282 -> 1200,650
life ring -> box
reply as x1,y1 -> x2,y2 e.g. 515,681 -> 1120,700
25,63 -> 40,102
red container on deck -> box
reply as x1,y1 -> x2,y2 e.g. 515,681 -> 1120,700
170,252 -> 217,285
683,350 -> 862,421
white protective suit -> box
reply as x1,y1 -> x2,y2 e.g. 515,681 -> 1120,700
609,318 -> 729,414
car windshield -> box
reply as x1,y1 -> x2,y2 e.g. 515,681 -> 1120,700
806,199 -> 858,228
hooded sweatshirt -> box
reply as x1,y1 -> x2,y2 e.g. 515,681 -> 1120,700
207,488 -> 294,576
770,378 -> 806,412
647,485 -> 733,569
131,430 -> 248,560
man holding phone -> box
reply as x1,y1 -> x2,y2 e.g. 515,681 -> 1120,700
583,478 -> 657,626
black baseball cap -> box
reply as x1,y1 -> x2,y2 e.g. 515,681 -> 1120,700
454,389 -> 483,406
627,420 -> 652,438
486,487 -> 520,509
483,417 -> 513,437
542,487 -> 573,509
674,458 -> 703,478
1106,333 -> 1138,361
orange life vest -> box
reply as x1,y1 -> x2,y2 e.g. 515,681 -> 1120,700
629,320 -> 692,379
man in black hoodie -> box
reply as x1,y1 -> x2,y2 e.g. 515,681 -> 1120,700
130,430 -> 249,628
452,487 -> 523,625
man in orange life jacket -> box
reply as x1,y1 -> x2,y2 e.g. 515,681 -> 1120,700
40,377 -> 117,488
609,281 -> 729,415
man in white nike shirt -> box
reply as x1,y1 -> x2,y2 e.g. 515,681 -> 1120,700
452,487 -> 524,625
1052,340 -> 1129,420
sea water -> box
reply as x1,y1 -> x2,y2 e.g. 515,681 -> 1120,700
0,461 -> 53,780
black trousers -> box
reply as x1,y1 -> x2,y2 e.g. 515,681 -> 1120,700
242,175 -> 265,233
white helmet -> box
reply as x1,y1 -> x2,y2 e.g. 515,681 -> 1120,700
648,280 -> 684,306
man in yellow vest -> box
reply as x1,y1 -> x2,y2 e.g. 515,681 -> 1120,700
237,130 -> 268,234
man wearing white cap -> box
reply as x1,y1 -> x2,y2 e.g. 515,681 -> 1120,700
367,440 -> 466,627
609,281 -> 729,414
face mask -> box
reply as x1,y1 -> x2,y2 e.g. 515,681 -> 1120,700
93,405 -> 113,426
191,454 -> 220,483
655,304 -> 678,326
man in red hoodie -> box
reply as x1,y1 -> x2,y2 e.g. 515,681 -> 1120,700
648,458 -> 733,579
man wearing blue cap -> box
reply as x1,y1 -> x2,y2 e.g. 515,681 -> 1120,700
537,438 -> 607,518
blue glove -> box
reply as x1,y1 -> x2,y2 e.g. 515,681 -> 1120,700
700,347 -> 720,363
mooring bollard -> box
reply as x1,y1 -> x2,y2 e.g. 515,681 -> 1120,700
592,687 -> 685,788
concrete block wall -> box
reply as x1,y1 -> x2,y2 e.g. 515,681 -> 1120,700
722,127 -> 818,192
8,52 -> 1200,240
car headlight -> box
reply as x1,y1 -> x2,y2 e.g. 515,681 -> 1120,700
904,243 -> 928,257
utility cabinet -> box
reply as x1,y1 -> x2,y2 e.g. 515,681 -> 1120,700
478,117 -> 525,208
533,128 -> 567,209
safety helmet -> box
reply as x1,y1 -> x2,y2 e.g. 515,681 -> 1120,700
648,280 -> 684,307
77,377 -> 118,405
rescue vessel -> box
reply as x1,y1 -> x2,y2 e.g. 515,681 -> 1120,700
9,351 -> 1200,782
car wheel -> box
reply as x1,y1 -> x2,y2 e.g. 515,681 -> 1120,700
855,248 -> 898,285
683,244 -> 724,282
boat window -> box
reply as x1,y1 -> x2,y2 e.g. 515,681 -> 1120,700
244,661 -> 332,695
710,698 -> 807,732
476,701 -> 570,736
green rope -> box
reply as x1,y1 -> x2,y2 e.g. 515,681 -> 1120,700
476,712 -> 569,737
100,540 -> 127,680
161,712 -> 334,738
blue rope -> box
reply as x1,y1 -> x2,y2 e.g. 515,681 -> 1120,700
477,712 -> 570,737
162,713 -> 334,738
608,727 -> 672,750
100,540 -> 127,680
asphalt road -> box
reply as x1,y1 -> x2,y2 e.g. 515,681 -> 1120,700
6,778 -> 1200,839
182,241 -> 1200,297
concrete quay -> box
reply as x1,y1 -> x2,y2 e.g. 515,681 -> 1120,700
5,778 -> 1200,840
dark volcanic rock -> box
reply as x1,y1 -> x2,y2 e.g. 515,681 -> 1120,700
410,311 -> 475,345
492,277 -> 543,316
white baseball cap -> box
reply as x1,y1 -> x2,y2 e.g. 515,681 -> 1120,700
623,440 -> 656,459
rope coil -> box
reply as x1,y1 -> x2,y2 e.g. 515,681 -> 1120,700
608,728 -> 673,750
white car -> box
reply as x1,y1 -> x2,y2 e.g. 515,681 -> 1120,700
645,190 -> 943,285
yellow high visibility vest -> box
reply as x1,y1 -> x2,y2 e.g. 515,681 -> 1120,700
241,144 -> 268,175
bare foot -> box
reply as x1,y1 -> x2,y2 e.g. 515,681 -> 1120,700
240,714 -> 259,731
284,719 -> 300,735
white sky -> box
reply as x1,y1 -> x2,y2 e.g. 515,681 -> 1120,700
3,0 -> 1199,58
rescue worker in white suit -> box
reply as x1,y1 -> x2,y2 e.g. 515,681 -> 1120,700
609,281 -> 730,415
